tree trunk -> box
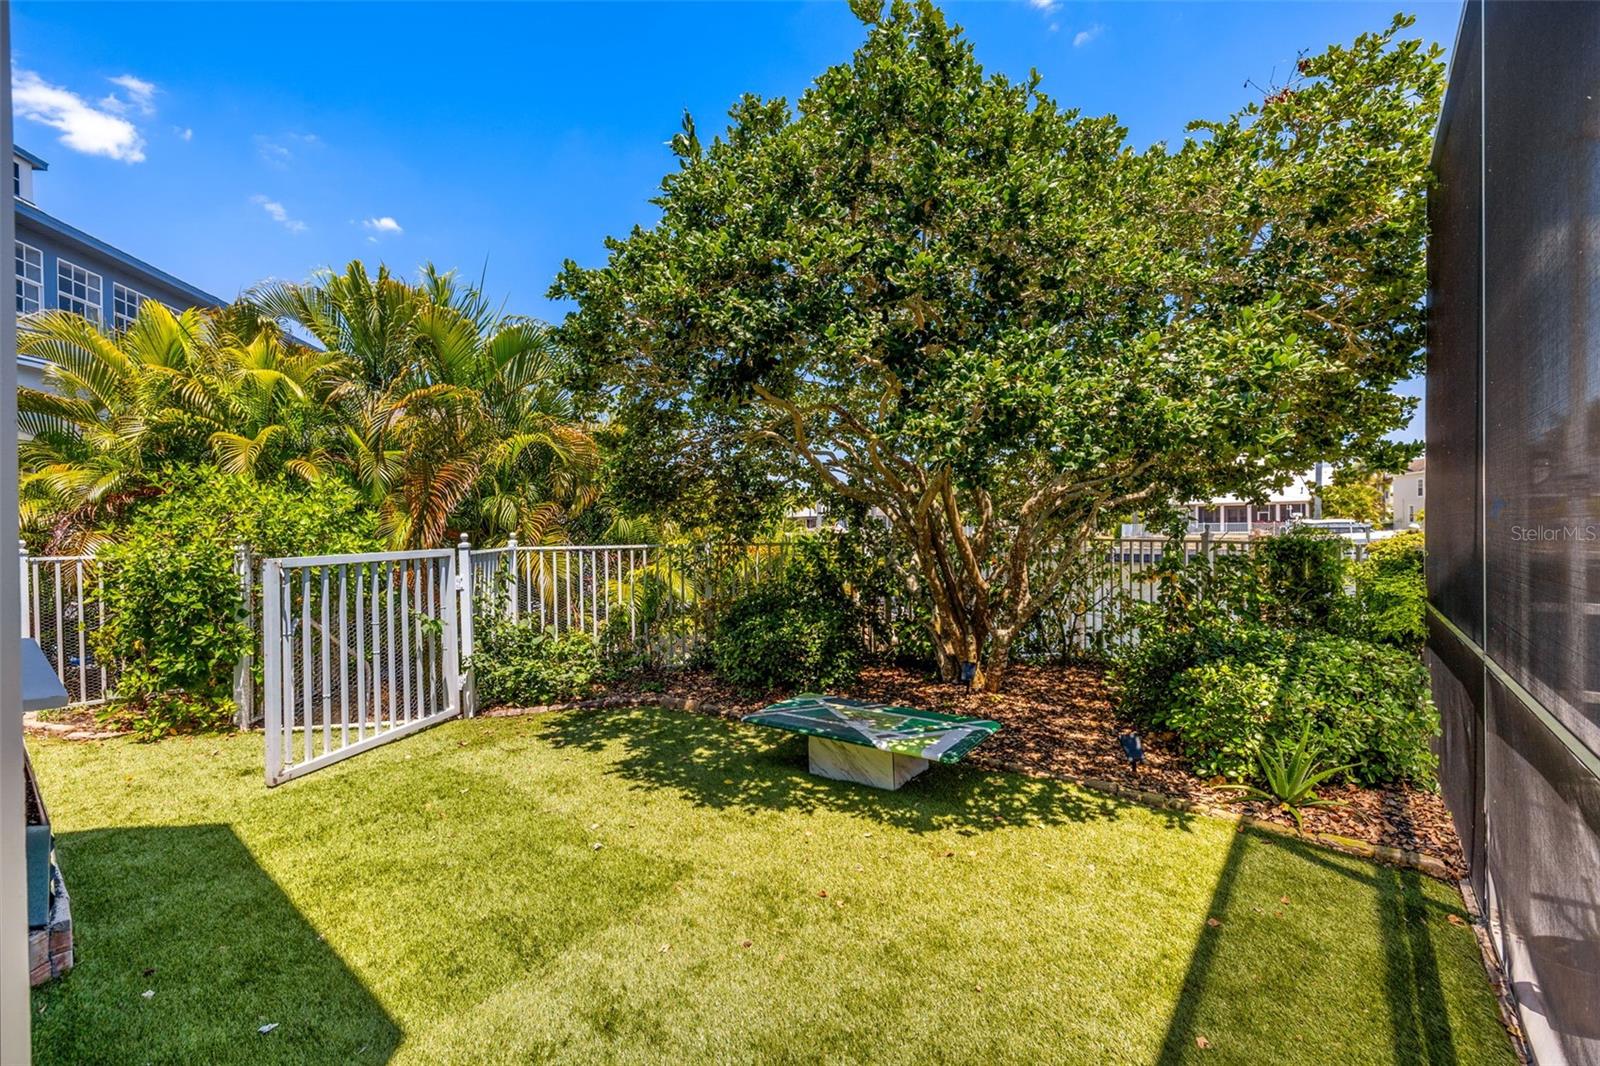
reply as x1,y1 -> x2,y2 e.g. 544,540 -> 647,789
977,632 -> 1013,693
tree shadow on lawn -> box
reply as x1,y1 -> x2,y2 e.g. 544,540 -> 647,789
1157,827 -> 1481,1066
33,823 -> 400,1066
536,703 -> 1199,837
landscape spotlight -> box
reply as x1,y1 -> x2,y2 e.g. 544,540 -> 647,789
1118,732 -> 1145,773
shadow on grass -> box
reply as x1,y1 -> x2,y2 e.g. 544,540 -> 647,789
1156,828 -> 1472,1065
33,824 -> 399,1066
536,704 -> 1197,836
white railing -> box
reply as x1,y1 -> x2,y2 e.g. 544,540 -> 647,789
460,533 -> 1282,665
465,538 -> 805,667
39,528 -> 1369,781
261,548 -> 460,786
18,545 -> 113,709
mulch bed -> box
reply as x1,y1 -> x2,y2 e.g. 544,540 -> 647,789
22,708 -> 125,741
603,662 -> 1467,878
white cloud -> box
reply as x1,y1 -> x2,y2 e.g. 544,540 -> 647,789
176,126 -> 193,142
255,136 -> 292,167
1073,24 -> 1104,47
1026,0 -> 1057,11
363,216 -> 404,237
255,131 -> 321,168
13,69 -> 146,163
251,194 -> 307,234
103,73 -> 158,116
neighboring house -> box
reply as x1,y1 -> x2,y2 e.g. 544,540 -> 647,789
788,502 -> 829,531
1120,463 -> 1333,537
1386,456 -> 1425,528
13,145 -> 225,391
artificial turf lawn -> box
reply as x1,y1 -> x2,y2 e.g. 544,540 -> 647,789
28,706 -> 1513,1065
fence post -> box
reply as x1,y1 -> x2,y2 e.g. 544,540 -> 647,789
457,534 -> 476,717
262,558 -> 283,786
233,543 -> 255,729
17,541 -> 27,639
505,534 -> 519,621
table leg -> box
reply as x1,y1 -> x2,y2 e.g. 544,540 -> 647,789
808,736 -> 929,790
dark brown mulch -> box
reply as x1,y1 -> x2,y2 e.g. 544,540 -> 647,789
606,662 -> 1466,878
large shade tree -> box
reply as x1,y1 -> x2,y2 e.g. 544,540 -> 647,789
553,1 -> 1441,690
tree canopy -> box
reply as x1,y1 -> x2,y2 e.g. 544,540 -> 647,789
553,1 -> 1442,688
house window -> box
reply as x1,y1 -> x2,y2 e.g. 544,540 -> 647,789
112,283 -> 149,332
11,162 -> 18,197
15,241 -> 42,314
1417,478 -> 1424,496
57,259 -> 102,323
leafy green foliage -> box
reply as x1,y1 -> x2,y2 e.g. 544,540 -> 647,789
1167,660 -> 1284,780
1119,615 -> 1435,788
554,1 -> 1442,688
1219,721 -> 1352,830
1113,529 -> 1435,788
468,620 -> 601,707
1348,530 -> 1427,649
93,468 -> 377,738
1114,610 -> 1292,729
19,264 -> 595,553
710,538 -> 869,692
1318,475 -> 1386,527
1254,529 -> 1350,629
1284,633 -> 1436,786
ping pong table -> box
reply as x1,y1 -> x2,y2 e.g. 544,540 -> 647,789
743,695 -> 1001,790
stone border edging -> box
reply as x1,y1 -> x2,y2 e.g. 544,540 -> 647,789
482,694 -> 1458,882
22,712 -> 126,741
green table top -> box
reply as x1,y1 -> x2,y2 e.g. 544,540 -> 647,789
742,695 -> 1001,764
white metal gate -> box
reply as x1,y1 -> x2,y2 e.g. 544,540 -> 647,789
262,548 -> 461,786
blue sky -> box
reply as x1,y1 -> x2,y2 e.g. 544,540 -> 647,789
14,1 -> 1462,436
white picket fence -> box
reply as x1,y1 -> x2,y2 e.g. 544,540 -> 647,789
28,530 -> 1342,784
18,545 -> 113,708
465,538 -> 807,666
21,531 -> 1287,721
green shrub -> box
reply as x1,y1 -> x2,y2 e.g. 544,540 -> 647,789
468,620 -> 600,707
1112,608 -> 1291,729
1167,659 -> 1284,780
1283,632 -> 1436,787
1116,618 -> 1437,787
93,467 -> 377,739
710,538 -> 866,692
1348,530 -> 1426,649
1254,529 -> 1349,629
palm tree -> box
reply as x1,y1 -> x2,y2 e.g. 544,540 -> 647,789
17,305 -> 213,551
16,262 -> 596,553
202,328 -> 346,483
251,262 -> 598,548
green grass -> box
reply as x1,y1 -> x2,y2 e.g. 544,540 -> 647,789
29,706 -> 1512,1065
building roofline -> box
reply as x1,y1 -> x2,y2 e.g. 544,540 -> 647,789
12,145 -> 48,171
16,200 -> 226,308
